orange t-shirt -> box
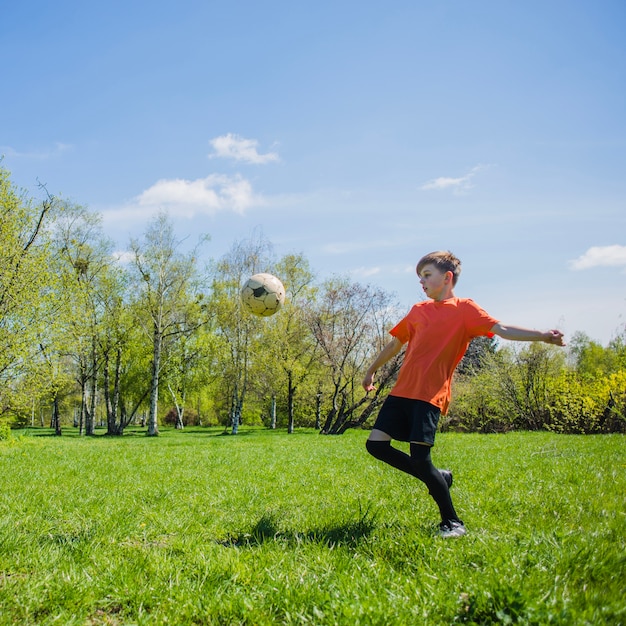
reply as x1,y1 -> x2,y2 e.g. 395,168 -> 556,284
389,297 -> 498,414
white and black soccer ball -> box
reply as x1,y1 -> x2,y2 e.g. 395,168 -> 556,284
240,273 -> 285,317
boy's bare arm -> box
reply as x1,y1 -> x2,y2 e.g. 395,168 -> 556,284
491,323 -> 565,346
362,337 -> 404,391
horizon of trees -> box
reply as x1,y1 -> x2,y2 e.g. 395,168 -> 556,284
1,165 -> 625,437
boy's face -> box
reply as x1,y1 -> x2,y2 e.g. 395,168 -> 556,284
417,264 -> 453,301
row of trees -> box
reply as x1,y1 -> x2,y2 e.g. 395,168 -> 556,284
0,166 -> 403,436
1,165 -> 625,436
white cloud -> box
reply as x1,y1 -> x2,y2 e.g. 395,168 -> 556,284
350,266 -> 381,278
569,245 -> 626,270
136,173 -> 263,216
209,133 -> 279,164
112,250 -> 135,264
0,142 -> 72,159
102,173 -> 265,224
420,165 -> 486,192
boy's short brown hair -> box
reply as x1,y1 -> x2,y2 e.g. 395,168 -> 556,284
416,251 -> 462,286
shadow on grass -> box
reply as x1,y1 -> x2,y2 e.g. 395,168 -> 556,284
220,507 -> 379,549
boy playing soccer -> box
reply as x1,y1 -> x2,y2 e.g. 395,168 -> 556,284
362,251 -> 565,538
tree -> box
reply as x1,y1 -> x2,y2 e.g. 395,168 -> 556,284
309,278 -> 403,434
129,213 -> 205,436
542,329 -> 626,434
456,335 -> 498,376
209,232 -> 273,434
569,330 -> 626,378
260,253 -> 319,433
453,342 -> 566,432
50,202 -> 116,435
35,343 -> 74,436
494,343 -> 566,430
162,295 -> 216,429
94,261 -> 153,436
0,167 -> 56,422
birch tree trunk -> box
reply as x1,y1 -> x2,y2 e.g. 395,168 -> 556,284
131,212 -> 202,438
270,395 -> 277,429
287,372 -> 295,434
167,381 -> 185,429
52,394 -> 62,436
231,383 -> 244,435
147,325 -> 161,436
86,337 -> 97,435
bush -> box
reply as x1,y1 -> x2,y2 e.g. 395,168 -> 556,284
0,421 -> 12,441
449,344 -> 626,435
546,370 -> 626,434
447,369 -> 513,433
163,407 -> 202,427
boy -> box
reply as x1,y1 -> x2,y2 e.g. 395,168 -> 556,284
362,251 -> 565,538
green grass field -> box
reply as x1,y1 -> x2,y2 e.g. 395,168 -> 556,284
0,428 -> 624,625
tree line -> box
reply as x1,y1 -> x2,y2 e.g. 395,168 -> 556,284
1,166 -> 624,438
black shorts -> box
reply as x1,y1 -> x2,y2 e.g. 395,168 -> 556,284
372,395 -> 441,446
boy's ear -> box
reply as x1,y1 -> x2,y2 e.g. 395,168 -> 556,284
445,271 -> 453,283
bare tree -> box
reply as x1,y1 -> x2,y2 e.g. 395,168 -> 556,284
309,278 -> 403,434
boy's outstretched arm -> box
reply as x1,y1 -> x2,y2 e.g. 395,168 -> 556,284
491,323 -> 565,346
362,337 -> 404,392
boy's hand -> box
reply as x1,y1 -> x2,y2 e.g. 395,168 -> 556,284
544,330 -> 565,346
361,338 -> 403,393
362,373 -> 375,392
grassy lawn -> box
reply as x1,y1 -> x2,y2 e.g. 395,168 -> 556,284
0,427 -> 624,625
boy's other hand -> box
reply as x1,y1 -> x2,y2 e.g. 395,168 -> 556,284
545,330 -> 566,346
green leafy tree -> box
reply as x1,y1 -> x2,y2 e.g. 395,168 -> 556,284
261,253 -> 319,433
0,167 -> 56,423
546,369 -> 626,433
569,330 -> 626,378
541,329 -> 626,434
50,202 -> 115,434
209,232 -> 272,434
161,295 -> 216,429
129,212 -> 205,436
96,261 -> 153,435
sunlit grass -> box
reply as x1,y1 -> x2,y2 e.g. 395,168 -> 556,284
0,428 -> 624,624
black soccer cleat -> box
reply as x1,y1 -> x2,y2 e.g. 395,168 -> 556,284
438,520 -> 466,538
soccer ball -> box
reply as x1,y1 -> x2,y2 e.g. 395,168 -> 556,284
240,273 -> 285,317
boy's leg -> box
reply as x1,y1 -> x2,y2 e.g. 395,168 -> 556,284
409,442 -> 460,524
366,436 -> 414,476
366,433 -> 453,490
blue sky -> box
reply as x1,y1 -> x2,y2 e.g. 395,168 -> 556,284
2,0 -> 625,345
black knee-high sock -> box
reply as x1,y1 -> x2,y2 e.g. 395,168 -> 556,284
365,439 -> 460,524
409,443 -> 459,524
366,440 -> 415,476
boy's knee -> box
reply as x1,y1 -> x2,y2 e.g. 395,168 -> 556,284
366,439 -> 389,460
